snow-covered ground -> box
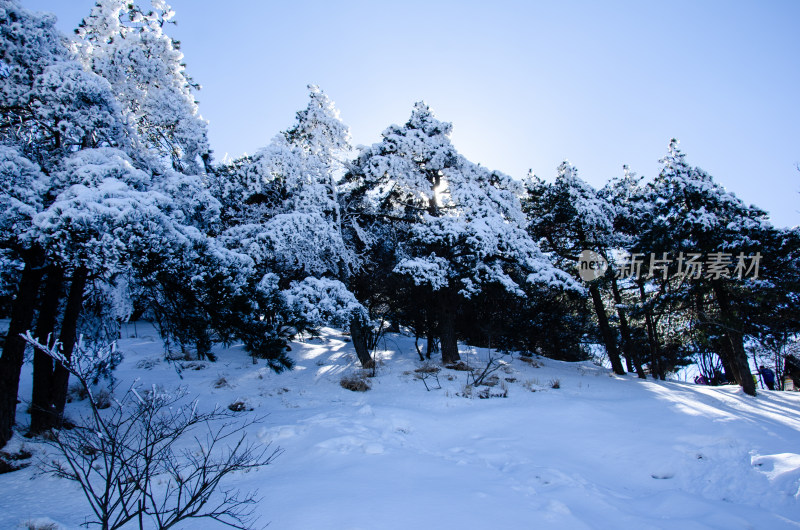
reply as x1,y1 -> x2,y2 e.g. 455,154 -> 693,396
2,323 -> 800,529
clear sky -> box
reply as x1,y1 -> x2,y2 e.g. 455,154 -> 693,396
24,0 -> 800,227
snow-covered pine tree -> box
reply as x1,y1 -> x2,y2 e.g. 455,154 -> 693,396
346,103 -> 577,363
342,102 -> 459,361
282,86 -> 375,366
524,161 -> 628,375
0,144 -> 49,443
635,139 -> 775,395
0,0 -> 136,444
284,85 -> 351,172
599,166 -> 649,378
401,157 -> 581,363
73,0 -> 211,174
59,1 -> 266,372
0,0 -> 241,443
216,86 -> 355,279
30,149 -> 252,427
211,87 -> 368,367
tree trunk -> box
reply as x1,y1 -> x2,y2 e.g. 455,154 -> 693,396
0,252 -> 45,448
694,292 -> 735,384
349,315 -> 374,369
425,310 -> 437,360
711,282 -> 756,396
711,335 -> 737,383
589,283 -> 625,375
51,267 -> 89,423
638,283 -> 664,380
438,296 -> 460,365
610,275 -> 646,379
29,266 -> 64,435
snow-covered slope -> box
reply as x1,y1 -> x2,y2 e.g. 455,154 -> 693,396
3,324 -> 799,529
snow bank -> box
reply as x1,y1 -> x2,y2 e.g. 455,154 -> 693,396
1,324 -> 799,529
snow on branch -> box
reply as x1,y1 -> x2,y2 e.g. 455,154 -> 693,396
22,331 -> 120,386
283,277 -> 367,329
394,254 -> 451,291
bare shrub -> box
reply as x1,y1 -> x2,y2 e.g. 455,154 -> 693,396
66,382 -> 89,403
24,333 -> 279,530
214,375 -> 231,389
469,353 -> 508,387
181,361 -> 208,371
136,357 -> 160,370
340,374 -> 371,392
414,365 -> 441,391
445,361 -> 473,371
228,400 -> 253,412
414,364 -> 440,374
93,389 -> 112,410
550,378 -> 561,389
518,355 -> 542,368
523,378 -> 540,392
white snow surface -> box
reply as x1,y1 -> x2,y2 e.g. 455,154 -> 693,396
2,323 -> 800,529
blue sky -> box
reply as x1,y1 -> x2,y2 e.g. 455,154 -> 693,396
25,0 -> 800,227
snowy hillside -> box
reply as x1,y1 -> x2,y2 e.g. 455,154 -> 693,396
2,324 -> 800,529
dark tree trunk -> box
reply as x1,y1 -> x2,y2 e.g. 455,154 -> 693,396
0,251 -> 45,448
425,310 -> 437,360
694,292 -> 736,384
29,266 -> 64,435
51,267 -> 89,423
350,316 -> 374,369
610,275 -> 646,379
712,282 -> 756,396
715,338 -> 737,384
589,283 -> 625,375
337,264 -> 372,369
638,283 -> 664,380
195,331 -> 214,361
438,296 -> 460,365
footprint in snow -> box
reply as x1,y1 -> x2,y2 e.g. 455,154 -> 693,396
651,472 -> 675,479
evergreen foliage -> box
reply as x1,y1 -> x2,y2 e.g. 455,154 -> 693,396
0,0 -> 796,452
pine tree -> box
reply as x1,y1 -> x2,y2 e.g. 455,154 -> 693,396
0,0 -> 237,443
216,86 -> 355,279
0,0 -> 135,445
635,139 -> 776,395
523,161 -> 628,375
600,166 -> 648,378
346,103 -> 576,363
0,143 -> 49,444
209,87 -> 369,367
74,0 -> 211,173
